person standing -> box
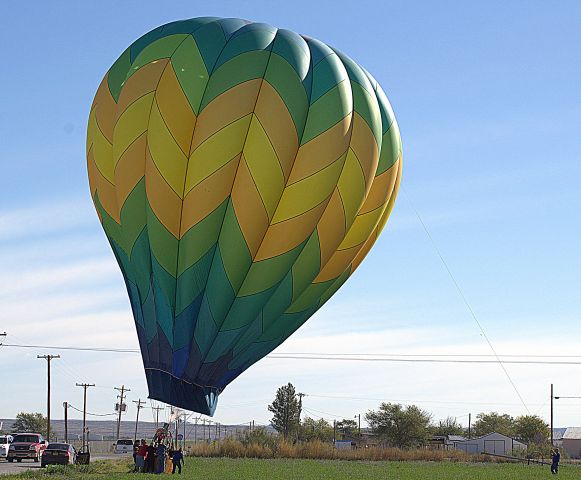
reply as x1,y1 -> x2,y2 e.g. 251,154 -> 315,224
144,442 -> 156,473
172,448 -> 184,474
551,448 -> 561,474
136,440 -> 147,473
155,442 -> 166,474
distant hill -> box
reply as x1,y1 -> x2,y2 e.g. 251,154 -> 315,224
0,418 -> 271,442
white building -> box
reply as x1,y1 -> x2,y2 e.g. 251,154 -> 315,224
453,432 -> 526,455
561,427 -> 581,459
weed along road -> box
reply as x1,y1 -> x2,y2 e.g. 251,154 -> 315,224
0,454 -> 128,476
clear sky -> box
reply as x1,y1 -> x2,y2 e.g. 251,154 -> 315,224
1,0 -> 580,431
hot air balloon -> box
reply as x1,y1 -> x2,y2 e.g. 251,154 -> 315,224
87,17 -> 402,415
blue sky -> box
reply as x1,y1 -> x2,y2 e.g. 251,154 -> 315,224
1,0 -> 580,429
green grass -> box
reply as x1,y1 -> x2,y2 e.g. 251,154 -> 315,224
6,458 -> 578,479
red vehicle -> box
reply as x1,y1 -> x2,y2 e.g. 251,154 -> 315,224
41,443 -> 77,467
7,433 -> 47,463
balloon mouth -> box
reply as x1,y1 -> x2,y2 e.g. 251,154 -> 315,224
145,368 -> 219,416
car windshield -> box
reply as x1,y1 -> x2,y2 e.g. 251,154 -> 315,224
117,440 -> 133,446
12,435 -> 40,443
47,443 -> 69,451
0,436 -> 11,443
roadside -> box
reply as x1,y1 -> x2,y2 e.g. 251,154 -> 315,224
0,454 -> 130,476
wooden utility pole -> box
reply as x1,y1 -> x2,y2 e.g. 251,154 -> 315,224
63,402 -> 69,443
355,414 -> 361,435
333,420 -> 336,444
297,392 -> 305,441
76,383 -> 95,449
114,385 -> 130,440
152,405 -> 164,429
468,413 -> 472,439
183,414 -> 187,449
133,399 -> 145,442
550,383 -> 554,446
38,354 -> 60,440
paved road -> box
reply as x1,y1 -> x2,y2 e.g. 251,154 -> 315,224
0,454 -> 129,475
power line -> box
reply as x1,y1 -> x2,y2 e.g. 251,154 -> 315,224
67,403 -> 116,417
1,343 -> 139,353
403,189 -> 530,413
3,343 -> 581,364
267,356 -> 581,365
305,393 -> 544,407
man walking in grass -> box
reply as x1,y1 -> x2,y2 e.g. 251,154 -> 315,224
551,447 -> 560,474
172,448 -> 184,474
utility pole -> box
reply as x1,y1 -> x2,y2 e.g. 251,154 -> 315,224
468,413 -> 472,439
63,402 -> 69,443
133,399 -> 145,442
194,418 -> 198,443
354,414 -> 361,436
333,420 -> 336,444
152,405 -> 164,429
76,383 -> 94,449
114,385 -> 130,440
550,383 -> 554,446
37,355 -> 60,440
297,392 -> 305,441
183,414 -> 187,449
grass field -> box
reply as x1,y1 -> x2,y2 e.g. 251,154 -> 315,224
5,458 -> 578,480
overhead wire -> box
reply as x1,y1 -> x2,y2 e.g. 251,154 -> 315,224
402,188 -> 530,413
3,343 -> 581,365
67,403 -> 117,417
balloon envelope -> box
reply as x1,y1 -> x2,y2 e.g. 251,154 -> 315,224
87,17 -> 402,415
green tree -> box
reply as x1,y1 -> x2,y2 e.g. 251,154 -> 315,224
336,419 -> 358,437
472,412 -> 514,437
365,403 -> 432,448
268,383 -> 300,439
431,416 -> 466,436
11,412 -> 48,435
299,417 -> 334,442
241,427 -> 276,448
513,415 -> 549,444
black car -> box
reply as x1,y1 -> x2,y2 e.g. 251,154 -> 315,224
41,443 -> 76,467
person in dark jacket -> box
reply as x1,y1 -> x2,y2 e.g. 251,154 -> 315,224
144,443 -> 156,473
172,448 -> 184,474
155,443 -> 166,474
551,447 -> 561,474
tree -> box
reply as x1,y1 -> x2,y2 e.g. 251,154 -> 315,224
299,417 -> 334,442
365,403 -> 432,448
336,419 -> 358,437
472,412 -> 514,437
11,412 -> 48,434
268,383 -> 300,439
513,415 -> 549,444
431,416 -> 465,436
241,427 -> 276,448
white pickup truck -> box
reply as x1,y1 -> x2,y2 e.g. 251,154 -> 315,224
0,435 -> 14,460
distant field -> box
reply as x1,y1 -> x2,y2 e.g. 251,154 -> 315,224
3,458 -> 579,480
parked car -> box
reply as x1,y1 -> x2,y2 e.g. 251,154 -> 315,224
7,433 -> 47,463
113,438 -> 134,454
0,435 -> 14,460
41,443 -> 76,467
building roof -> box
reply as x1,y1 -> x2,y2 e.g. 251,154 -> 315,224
553,428 -> 567,440
563,427 -> 581,440
454,432 -> 525,445
448,435 -> 466,441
